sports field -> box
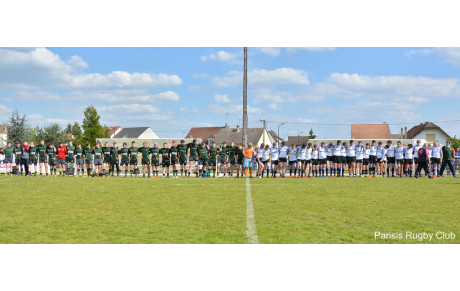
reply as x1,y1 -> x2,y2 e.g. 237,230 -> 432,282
0,175 -> 458,244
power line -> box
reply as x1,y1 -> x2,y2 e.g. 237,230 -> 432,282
265,119 -> 460,126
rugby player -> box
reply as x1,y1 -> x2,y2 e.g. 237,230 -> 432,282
159,143 -> 170,178
109,142 -> 120,177
318,142 -> 327,177
394,141 -> 405,177
242,142 -> 255,178
177,140 -> 188,177
56,141 -> 67,177
102,142 -> 112,175
261,144 -> 271,178
333,141 -> 343,177
236,143 -> 244,178
363,143 -> 371,177
46,142 -> 57,176
269,142 -> 279,178
431,141 -> 443,177
369,140 -> 378,176
208,141 -> 219,178
386,140 -> 396,177
29,141 -> 39,176
119,142 -> 130,177
38,139 -> 48,176
227,141 -> 237,177
129,141 -> 139,178
346,140 -> 356,177
296,143 -> 307,178
255,143 -> 264,178
14,141 -> 23,175
427,143 -> 433,177
75,143 -> 84,176
94,142 -> 103,175
83,143 -> 94,176
355,141 -> 364,177
197,142 -> 210,178
413,140 -> 423,177
376,141 -> 385,177
169,141 -> 180,178
149,143 -> 160,178
278,141 -> 289,178
220,142 -> 229,177
187,139 -> 199,178
404,144 -> 414,177
138,142 -> 151,178
311,144 -> 319,177
4,142 -> 14,175
326,143 -> 334,177
66,140 -> 76,176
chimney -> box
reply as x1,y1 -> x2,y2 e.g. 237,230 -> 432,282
236,125 -> 240,132
400,128 -> 403,138
404,127 -> 407,138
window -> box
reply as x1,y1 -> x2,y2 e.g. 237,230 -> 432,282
426,134 -> 435,143
208,138 -> 214,145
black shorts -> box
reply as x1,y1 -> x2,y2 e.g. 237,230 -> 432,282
333,156 -> 342,163
142,159 -> 150,165
198,159 -> 208,166
431,157 -> 441,164
151,161 -> 159,167
387,157 -> 396,164
170,160 -> 178,165
65,157 -> 75,163
103,156 -> 111,163
48,159 -> 56,166
404,159 -> 413,165
39,157 -> 47,164
262,160 -> 269,165
346,157 -> 356,163
377,158 -> 383,163
189,156 -> 198,162
363,159 -> 369,165
312,159 -> 319,166
15,159 -> 22,165
414,157 -> 420,164
30,159 -> 38,165
304,159 -> 312,164
237,158 -> 244,165
279,158 -> 287,163
396,159 -> 404,165
327,156 -> 334,162
179,159 -> 187,166
208,160 -> 217,166
271,160 -> 279,165
369,155 -> 377,164
85,159 -> 93,165
162,161 -> 170,167
219,158 -> 228,165
120,159 -> 129,166
356,159 -> 363,164
130,160 -> 138,166
229,158 -> 236,165
288,160 -> 297,166
319,158 -> 326,165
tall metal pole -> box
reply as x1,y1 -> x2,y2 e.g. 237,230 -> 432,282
242,47 -> 248,147
278,122 -> 285,145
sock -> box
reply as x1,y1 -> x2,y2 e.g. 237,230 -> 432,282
88,169 -> 91,176
117,171 -> 120,177
249,168 -> 253,176
391,168 -> 394,176
130,170 -> 133,177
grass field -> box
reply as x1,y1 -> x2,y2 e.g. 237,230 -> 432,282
0,175 -> 458,244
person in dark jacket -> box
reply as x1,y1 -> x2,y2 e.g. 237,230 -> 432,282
414,144 -> 434,179
21,140 -> 30,176
439,141 -> 457,177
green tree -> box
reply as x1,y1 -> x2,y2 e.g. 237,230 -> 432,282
448,136 -> 460,149
43,123 -> 67,145
308,128 -> 317,139
5,109 -> 31,143
64,123 -> 73,134
82,105 -> 109,147
71,122 -> 84,145
30,126 -> 45,144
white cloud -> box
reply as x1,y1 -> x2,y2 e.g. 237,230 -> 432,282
211,68 -> 310,88
208,104 -> 263,115
28,114 -> 44,120
96,104 -> 171,122
201,50 -> 237,62
286,47 -> 336,53
407,96 -> 430,103
67,89 -> 180,103
268,103 -> 281,110
297,118 -> 317,123
98,104 -> 160,114
0,104 -> 12,117
406,48 -> 460,67
45,118 -> 69,124
0,47 -> 182,89
253,89 -> 323,104
214,94 -> 231,103
258,47 -> 281,57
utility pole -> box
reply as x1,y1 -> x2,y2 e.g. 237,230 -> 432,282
260,119 -> 266,145
242,47 -> 248,147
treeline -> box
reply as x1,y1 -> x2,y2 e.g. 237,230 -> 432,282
5,106 -> 110,147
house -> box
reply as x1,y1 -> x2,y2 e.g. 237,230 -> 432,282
351,123 -> 392,139
103,126 -> 122,138
0,125 -> 7,147
113,127 -> 159,139
214,127 -> 276,146
185,127 -> 225,144
406,122 -> 451,145
286,136 -> 310,146
269,130 -> 284,144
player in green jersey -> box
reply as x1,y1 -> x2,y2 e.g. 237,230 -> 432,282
119,142 -> 130,177
187,139 -> 199,178
75,143 -> 84,176
169,141 -> 180,178
46,142 -> 57,176
4,142 -> 14,175
236,143 -> 244,177
66,140 -> 76,176
102,142 -> 112,175
220,141 -> 230,177
208,141 -> 220,178
138,142 -> 150,178
197,142 -> 210,178
37,139 -> 48,176
149,143 -> 160,178
29,141 -> 39,176
109,142 -> 121,177
177,140 -> 188,177
159,143 -> 170,178
14,141 -> 23,175
83,143 -> 94,176
93,142 -> 103,175
227,141 -> 237,177
129,141 -> 139,178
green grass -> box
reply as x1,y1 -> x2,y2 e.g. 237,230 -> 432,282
0,175 -> 458,243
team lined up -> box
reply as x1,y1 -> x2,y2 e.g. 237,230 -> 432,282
2,138 -> 457,178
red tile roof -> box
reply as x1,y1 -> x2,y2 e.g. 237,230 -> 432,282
103,126 -> 122,137
406,122 -> 451,139
185,127 -> 225,143
351,124 -> 392,139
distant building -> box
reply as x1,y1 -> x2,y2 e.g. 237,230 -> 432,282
406,122 -> 451,145
0,125 -> 7,147
269,130 -> 284,144
351,123 -> 392,139
286,136 -> 310,146
103,126 -> 122,138
113,127 -> 159,139
185,126 -> 225,144
214,127 -> 276,146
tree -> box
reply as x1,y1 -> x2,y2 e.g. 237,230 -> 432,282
5,109 -> 31,143
71,122 -> 83,145
448,136 -> 460,149
82,105 -> 109,147
308,128 -> 317,139
64,123 -> 73,134
43,123 -> 67,146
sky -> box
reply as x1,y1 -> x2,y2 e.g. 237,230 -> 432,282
1,47 -> 460,140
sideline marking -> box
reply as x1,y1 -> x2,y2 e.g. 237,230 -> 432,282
246,178 -> 258,244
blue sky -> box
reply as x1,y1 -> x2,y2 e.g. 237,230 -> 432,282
1,47 -> 459,139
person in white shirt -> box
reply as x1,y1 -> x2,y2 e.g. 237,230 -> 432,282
332,141 -> 343,177
318,142 -> 327,177
404,144 -> 414,177
326,143 -> 334,177
296,143 -> 307,177
346,140 -> 357,177
386,140 -> 396,177
363,143 -> 371,177
270,142 -> 279,178
278,141 -> 289,178
255,144 -> 264,178
288,144 -> 298,177
369,140 -> 378,176
376,141 -> 386,177
261,144 -> 271,178
305,143 -> 313,177
355,141 -> 364,176
431,141 -> 443,177
394,141 -> 405,177
413,140 -> 423,177
311,145 -> 319,177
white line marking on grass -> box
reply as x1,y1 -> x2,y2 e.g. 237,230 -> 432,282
0,179 -> 11,182
246,178 -> 258,244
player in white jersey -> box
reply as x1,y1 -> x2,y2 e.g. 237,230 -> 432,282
318,142 -> 327,177
394,141 -> 405,177
413,140 -> 423,176
305,143 -> 313,177
333,140 -> 344,177
341,141 -> 348,177
270,142 -> 280,178
376,141 -> 386,177
310,145 -> 319,177
369,140 -> 378,176
355,141 -> 364,177
296,143 -> 307,178
404,144 -> 414,177
278,141 -> 289,178
260,144 -> 271,178
363,143 -> 371,177
346,140 -> 357,177
326,143 -> 334,177
287,144 -> 298,177
386,140 -> 396,177
255,144 -> 264,178
431,141 -> 443,177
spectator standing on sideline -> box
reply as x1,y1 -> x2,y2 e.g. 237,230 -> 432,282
439,141 -> 457,177
21,140 -> 30,176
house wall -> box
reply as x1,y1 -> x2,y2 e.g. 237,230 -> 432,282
0,133 -> 7,147
256,130 -> 275,146
96,138 -> 199,147
413,129 -> 449,145
309,138 -> 426,146
111,128 -> 122,138
138,128 -> 160,139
